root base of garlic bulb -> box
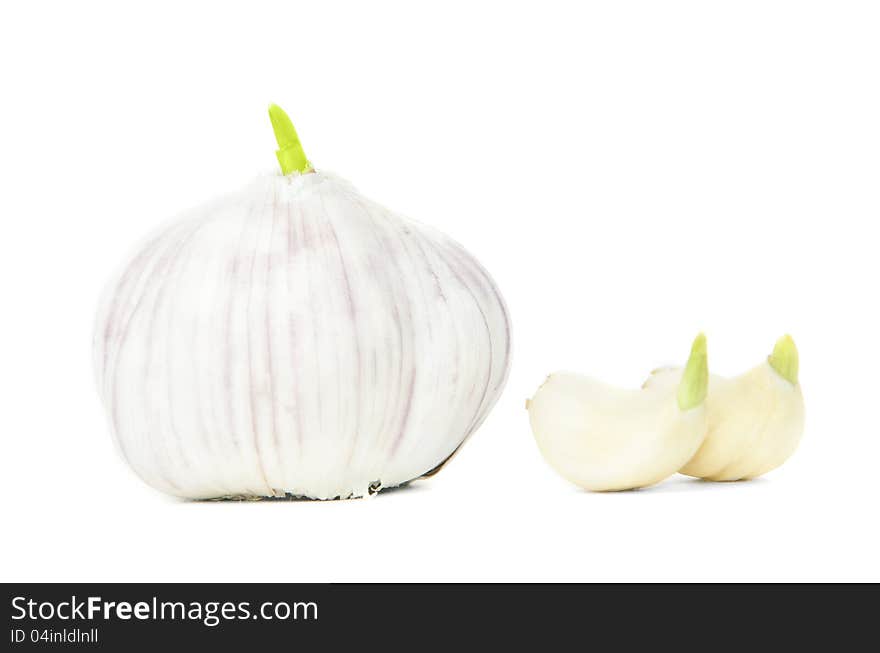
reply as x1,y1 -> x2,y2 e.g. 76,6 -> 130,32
199,479 -> 408,502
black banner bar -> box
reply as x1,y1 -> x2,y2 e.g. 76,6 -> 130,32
3,583 -> 877,649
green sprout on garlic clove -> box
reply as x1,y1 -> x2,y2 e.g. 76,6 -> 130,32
768,334 -> 799,385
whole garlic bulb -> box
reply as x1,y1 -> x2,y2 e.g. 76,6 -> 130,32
93,105 -> 511,500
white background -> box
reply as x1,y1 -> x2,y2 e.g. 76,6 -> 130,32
1,1 -> 878,582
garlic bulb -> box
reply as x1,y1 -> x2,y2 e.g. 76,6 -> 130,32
527,334 -> 708,491
663,335 -> 804,481
93,105 -> 511,500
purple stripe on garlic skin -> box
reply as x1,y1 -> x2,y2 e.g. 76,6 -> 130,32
93,171 -> 511,500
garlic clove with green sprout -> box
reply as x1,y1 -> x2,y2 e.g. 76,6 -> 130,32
93,105 -> 511,500
527,334 -> 709,492
663,335 -> 804,481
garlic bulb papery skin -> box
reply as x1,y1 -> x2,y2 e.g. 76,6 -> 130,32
93,105 -> 511,500
666,335 -> 804,481
527,334 -> 708,492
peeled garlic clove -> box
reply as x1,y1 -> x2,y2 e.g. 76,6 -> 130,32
676,335 -> 804,481
527,334 -> 709,491
93,105 -> 511,500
